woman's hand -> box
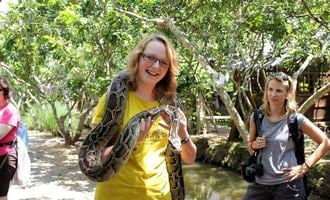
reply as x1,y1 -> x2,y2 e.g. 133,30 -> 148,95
101,146 -> 113,161
137,116 -> 153,142
176,108 -> 190,140
251,136 -> 266,150
283,163 -> 309,181
160,107 -> 196,164
101,116 -> 153,161
160,108 -> 189,140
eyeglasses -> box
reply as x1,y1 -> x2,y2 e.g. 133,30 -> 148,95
142,53 -> 169,68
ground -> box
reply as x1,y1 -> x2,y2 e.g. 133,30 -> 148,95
8,131 -> 96,200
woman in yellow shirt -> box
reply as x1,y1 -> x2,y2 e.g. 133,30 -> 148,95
92,33 -> 197,200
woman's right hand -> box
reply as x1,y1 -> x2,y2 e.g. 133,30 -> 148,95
101,146 -> 113,161
252,136 -> 266,149
137,116 -> 153,142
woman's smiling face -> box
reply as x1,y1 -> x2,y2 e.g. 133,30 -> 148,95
136,40 -> 169,87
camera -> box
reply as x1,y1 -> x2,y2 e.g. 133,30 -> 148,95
240,152 -> 264,182
245,163 -> 263,177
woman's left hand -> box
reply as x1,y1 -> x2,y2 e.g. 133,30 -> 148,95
176,108 -> 189,139
283,164 -> 309,181
160,107 -> 188,140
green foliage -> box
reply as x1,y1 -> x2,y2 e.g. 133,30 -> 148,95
0,0 -> 329,141
22,102 -> 79,136
177,61 -> 214,123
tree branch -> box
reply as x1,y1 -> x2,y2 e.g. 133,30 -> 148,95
300,0 -> 329,31
0,62 -> 41,104
292,54 -> 314,92
114,8 -> 250,148
298,82 -> 330,114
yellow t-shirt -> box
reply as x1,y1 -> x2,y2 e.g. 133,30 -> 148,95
91,93 -> 106,125
93,91 -> 171,200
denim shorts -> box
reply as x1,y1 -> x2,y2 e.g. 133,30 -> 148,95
242,178 -> 306,200
0,151 -> 17,196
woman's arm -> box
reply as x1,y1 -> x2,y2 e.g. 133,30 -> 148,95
284,120 -> 328,181
176,108 -> 197,164
248,118 -> 266,153
248,118 -> 257,153
300,120 -> 329,168
179,129 -> 197,164
0,124 -> 14,140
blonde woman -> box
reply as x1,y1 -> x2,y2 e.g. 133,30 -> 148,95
243,72 -> 328,200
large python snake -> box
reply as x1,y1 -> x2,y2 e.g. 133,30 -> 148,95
78,71 -> 185,199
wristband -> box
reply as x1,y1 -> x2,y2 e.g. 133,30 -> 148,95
181,136 -> 191,145
304,161 -> 311,169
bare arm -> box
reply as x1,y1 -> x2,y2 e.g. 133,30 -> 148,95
179,128 -> 197,164
248,118 -> 257,153
177,108 -> 197,164
284,120 -> 329,181
300,120 -> 329,167
0,124 -> 14,140
249,118 -> 266,153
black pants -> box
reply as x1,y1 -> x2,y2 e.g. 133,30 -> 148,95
243,178 -> 306,200
0,151 -> 17,196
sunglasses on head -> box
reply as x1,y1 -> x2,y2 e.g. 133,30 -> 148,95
269,72 -> 289,81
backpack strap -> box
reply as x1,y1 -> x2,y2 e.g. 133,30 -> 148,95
253,109 -> 264,164
253,109 -> 264,137
287,112 -> 309,199
287,112 -> 305,164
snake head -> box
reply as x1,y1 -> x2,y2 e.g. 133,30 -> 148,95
158,105 -> 181,152
159,105 -> 178,120
168,118 -> 181,152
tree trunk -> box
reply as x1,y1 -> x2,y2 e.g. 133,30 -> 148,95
196,92 -> 206,135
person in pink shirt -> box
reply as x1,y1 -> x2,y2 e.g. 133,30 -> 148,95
0,76 -> 20,200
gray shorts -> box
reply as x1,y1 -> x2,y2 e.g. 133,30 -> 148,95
243,178 -> 306,200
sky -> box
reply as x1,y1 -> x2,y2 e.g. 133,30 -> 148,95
0,0 -> 17,15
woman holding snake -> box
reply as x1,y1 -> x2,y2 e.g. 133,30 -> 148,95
91,33 -> 197,200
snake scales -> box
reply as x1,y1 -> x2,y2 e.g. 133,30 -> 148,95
78,71 -> 185,199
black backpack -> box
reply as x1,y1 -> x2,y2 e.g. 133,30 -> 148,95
254,109 -> 309,198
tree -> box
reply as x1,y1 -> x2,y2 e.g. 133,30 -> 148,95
113,0 -> 329,146
0,0 -> 140,145
1,0 -> 328,146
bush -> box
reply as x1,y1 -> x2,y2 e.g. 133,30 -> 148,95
22,102 -> 79,137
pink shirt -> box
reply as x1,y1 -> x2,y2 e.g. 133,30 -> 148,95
0,102 -> 20,156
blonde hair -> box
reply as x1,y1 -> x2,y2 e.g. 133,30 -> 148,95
126,33 -> 179,101
261,72 -> 297,116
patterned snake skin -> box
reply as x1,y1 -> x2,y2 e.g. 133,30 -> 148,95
78,71 -> 185,199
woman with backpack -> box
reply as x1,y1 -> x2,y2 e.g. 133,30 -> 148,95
242,72 -> 329,200
0,77 -> 20,200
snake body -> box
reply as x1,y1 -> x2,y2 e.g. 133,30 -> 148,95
78,71 -> 185,199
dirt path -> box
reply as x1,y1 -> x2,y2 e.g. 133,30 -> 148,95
8,131 -> 96,200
